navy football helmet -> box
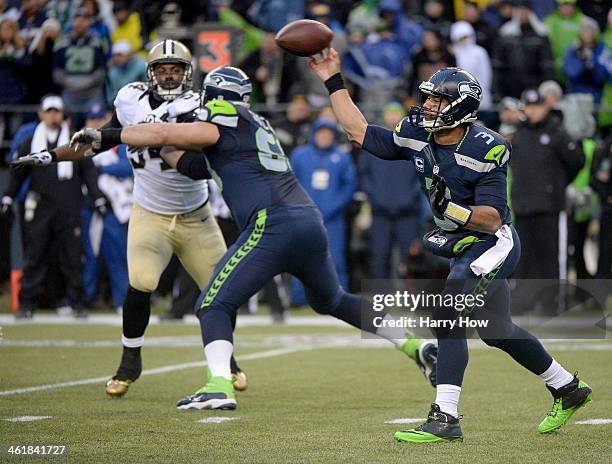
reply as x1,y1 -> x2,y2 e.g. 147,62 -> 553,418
408,67 -> 482,132
202,66 -> 252,106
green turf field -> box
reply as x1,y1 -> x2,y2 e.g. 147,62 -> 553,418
1,322 -> 611,464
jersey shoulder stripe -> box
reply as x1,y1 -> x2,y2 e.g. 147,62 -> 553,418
393,117 -> 429,151
456,124 -> 510,172
196,99 -> 239,127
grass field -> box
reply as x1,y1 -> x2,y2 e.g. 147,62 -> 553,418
1,320 -> 611,463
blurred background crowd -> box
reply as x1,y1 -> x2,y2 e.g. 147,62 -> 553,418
0,0 -> 610,320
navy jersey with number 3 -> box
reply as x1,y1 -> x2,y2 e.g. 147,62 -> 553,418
363,119 -> 512,233
194,99 -> 313,229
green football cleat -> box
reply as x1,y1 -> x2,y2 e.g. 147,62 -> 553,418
538,375 -> 592,433
395,403 -> 463,443
176,376 -> 237,410
399,337 -> 437,387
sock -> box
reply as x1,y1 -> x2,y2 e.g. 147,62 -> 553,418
435,384 -> 461,418
122,286 -> 151,343
539,359 -> 574,389
204,340 -> 233,380
121,335 -> 144,348
374,314 -> 409,349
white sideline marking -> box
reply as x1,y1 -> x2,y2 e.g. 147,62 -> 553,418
198,417 -> 239,424
5,416 -> 53,422
384,418 -> 426,425
575,419 -> 612,425
0,345 -> 321,397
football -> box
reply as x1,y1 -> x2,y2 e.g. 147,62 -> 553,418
275,19 -> 334,57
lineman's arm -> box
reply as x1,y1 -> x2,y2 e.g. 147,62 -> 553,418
71,122 -> 221,153
159,147 -> 211,180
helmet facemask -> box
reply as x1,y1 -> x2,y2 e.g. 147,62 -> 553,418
147,61 -> 193,101
409,79 -> 479,132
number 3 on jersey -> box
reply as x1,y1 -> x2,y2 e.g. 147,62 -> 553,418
255,127 -> 289,172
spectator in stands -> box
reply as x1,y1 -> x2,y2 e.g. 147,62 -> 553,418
1,95 -> 107,318
46,0 -> 80,32
17,0 -> 48,48
481,0 -> 513,29
106,40 -> 147,104
67,0 -> 111,57
82,104 -> 132,312
410,28 -> 455,98
545,0 -> 590,81
577,0 -> 608,31
591,134 -> 612,279
249,0 -> 305,33
417,0 -> 451,40
462,0 -> 496,54
290,118 -> 356,303
0,0 -> 20,22
274,92 -> 313,156
492,0 -> 555,99
240,31 -> 299,106
449,21 -> 492,111
25,18 -> 61,103
53,7 -> 106,129
511,88 -> 584,282
343,22 -> 411,119
563,16 -> 612,107
0,17 -> 29,137
599,9 -> 612,135
359,103 -> 425,279
378,0 -> 423,58
497,96 -> 523,141
111,0 -> 143,54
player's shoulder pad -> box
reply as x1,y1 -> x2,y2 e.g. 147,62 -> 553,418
392,117 -> 429,151
195,99 -> 239,128
166,91 -> 201,120
455,124 -> 510,173
114,82 -> 149,126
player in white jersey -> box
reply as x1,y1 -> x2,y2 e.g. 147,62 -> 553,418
13,39 -> 246,396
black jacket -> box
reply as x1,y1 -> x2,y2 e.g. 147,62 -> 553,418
4,133 -> 103,213
492,24 -> 554,99
592,135 -> 612,206
510,114 -> 584,216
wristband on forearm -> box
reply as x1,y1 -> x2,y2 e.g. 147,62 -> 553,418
100,128 -> 123,151
443,202 -> 473,226
49,150 -> 57,162
324,73 -> 346,95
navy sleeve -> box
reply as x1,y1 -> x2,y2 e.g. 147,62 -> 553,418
362,125 -> 404,161
474,168 -> 508,221
176,151 -> 211,180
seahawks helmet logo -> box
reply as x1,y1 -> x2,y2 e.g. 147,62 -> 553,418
458,81 -> 482,101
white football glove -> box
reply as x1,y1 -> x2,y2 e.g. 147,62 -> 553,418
10,150 -> 56,168
70,127 -> 102,153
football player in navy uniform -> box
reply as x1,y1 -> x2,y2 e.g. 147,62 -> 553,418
63,66 -> 439,411
307,48 -> 592,442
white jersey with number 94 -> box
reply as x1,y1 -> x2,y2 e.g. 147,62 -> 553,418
113,82 -> 208,215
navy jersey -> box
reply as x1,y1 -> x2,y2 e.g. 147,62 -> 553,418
194,99 -> 313,230
363,119 -> 512,233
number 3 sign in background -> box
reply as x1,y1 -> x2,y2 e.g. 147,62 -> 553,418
193,25 -> 239,84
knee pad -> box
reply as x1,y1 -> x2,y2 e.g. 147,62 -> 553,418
129,272 -> 160,294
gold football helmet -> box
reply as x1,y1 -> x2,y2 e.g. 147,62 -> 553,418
147,39 -> 193,100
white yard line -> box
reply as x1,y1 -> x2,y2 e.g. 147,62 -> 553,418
575,419 -> 612,425
197,417 -> 240,424
0,345 -> 321,397
384,418 -> 426,424
4,415 -> 53,422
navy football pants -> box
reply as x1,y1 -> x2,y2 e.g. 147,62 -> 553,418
434,226 -> 553,386
195,205 -> 377,346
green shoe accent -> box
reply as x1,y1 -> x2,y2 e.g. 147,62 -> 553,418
538,380 -> 592,433
398,336 -> 422,360
195,376 -> 235,399
394,429 -> 462,443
